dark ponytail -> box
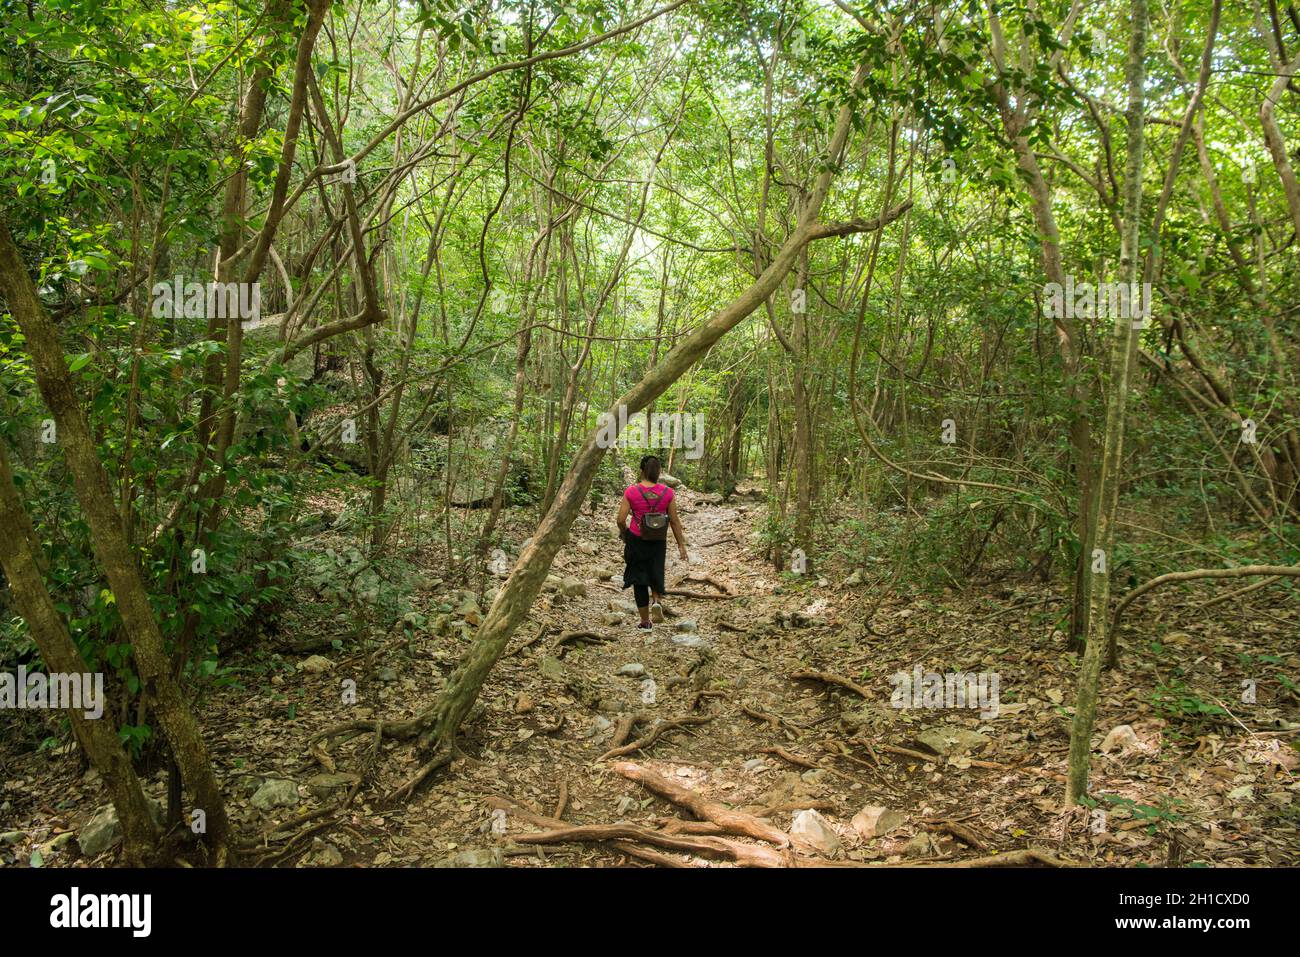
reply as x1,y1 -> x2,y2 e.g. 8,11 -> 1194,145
640,455 -> 661,483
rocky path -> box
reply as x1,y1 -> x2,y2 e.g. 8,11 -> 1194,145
5,486 -> 1296,867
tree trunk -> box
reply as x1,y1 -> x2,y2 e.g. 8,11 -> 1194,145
0,218 -> 234,861
0,444 -> 159,863
1066,0 -> 1148,805
423,67 -> 908,752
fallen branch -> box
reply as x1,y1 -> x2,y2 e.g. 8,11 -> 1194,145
1110,565 -> 1300,649
665,588 -> 735,600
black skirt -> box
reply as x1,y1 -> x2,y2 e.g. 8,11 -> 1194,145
622,531 -> 666,595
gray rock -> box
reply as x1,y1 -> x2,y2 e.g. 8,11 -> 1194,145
77,799 -> 165,857
617,663 -> 647,678
851,806 -> 904,839
434,847 -> 504,868
674,618 -> 698,633
844,568 -> 866,586
559,577 -> 587,598
307,772 -> 361,801
905,832 -> 937,858
915,726 -> 991,756
790,809 -> 842,857
250,779 -> 300,810
1099,724 -> 1140,753
377,666 -> 398,683
1,831 -> 24,845
299,654 -> 334,674
302,837 -> 344,867
455,595 -> 482,624
671,634 -> 710,649
538,656 -> 566,681
601,613 -> 622,626
743,758 -> 768,773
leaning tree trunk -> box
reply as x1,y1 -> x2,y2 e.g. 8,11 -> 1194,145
1066,0 -> 1148,805
0,218 -> 234,862
0,444 -> 159,863
422,65 -> 910,755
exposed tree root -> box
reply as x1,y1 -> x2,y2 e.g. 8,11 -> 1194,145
754,800 -> 837,818
923,819 -> 990,851
876,742 -> 938,763
514,823 -> 791,866
508,624 -> 553,657
613,841 -> 694,867
788,669 -> 870,698
914,847 -> 1074,867
688,689 -> 727,710
671,572 -> 736,595
759,745 -> 819,770
551,629 -> 613,655
386,745 -> 454,803
553,779 -> 569,821
597,715 -> 712,761
611,761 -> 792,848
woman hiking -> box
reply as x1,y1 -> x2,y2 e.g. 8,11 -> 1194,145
616,455 -> 687,630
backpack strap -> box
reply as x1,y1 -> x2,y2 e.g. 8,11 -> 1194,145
635,484 -> 664,510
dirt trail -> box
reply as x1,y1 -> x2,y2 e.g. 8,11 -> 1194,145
4,487 -> 1296,867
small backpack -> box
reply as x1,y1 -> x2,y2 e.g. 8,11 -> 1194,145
634,484 -> 669,541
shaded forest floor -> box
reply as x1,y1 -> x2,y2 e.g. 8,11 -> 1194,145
3,488 -> 1298,867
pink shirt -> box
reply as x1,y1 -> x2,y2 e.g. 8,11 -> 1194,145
625,483 -> 673,537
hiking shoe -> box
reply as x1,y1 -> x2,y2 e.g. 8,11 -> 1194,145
650,602 -> 664,623
636,621 -> 653,631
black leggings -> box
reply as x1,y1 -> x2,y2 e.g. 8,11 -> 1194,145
623,533 -> 666,608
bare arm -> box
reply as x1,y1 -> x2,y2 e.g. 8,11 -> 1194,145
616,496 -> 630,538
667,497 -> 687,559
